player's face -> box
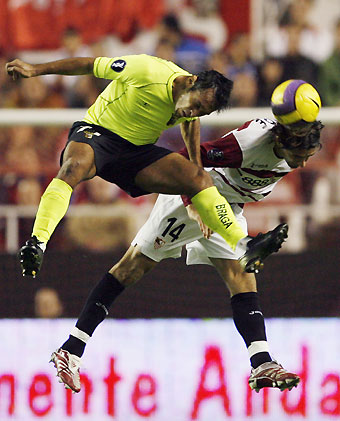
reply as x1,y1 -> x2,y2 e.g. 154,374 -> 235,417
277,145 -> 319,169
174,88 -> 216,118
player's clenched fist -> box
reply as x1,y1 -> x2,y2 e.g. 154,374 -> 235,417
6,59 -> 37,80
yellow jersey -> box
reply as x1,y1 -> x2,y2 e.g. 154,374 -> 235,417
83,54 -> 194,145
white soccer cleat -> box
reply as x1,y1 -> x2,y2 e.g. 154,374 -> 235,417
50,348 -> 81,393
248,361 -> 300,392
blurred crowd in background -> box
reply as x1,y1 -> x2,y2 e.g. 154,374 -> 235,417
1,0 -> 340,253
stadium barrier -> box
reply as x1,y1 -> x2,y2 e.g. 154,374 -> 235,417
0,106 -> 339,126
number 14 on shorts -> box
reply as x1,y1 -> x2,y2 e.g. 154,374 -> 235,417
162,218 -> 186,242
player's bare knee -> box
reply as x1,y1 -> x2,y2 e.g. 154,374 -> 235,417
57,158 -> 88,187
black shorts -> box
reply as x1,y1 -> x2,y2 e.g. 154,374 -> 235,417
61,121 -> 172,197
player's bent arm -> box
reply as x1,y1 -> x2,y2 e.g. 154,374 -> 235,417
6,57 -> 96,80
180,119 -> 202,167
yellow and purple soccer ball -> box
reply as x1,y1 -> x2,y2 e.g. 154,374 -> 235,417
271,79 -> 321,126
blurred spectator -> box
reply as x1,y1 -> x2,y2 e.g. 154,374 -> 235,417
65,75 -> 101,108
132,13 -> 210,73
160,13 -> 211,73
319,19 -> 340,105
256,57 -> 284,106
16,77 -> 65,108
34,287 -> 63,318
52,26 -> 92,86
178,0 -> 228,51
265,0 -> 333,63
230,72 -> 258,107
154,39 -> 177,62
61,27 -> 90,58
278,24 -> 319,85
207,49 -> 228,75
4,126 -> 41,177
226,32 -> 258,81
15,177 -> 42,206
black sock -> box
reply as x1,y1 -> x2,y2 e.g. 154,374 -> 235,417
231,292 -> 272,369
61,272 -> 125,357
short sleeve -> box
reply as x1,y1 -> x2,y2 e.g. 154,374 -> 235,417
93,56 -> 125,80
93,55 -> 154,85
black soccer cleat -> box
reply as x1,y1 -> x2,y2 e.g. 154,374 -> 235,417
238,223 -> 288,274
18,236 -> 44,278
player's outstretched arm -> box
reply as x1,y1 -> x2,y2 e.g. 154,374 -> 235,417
6,57 -> 96,80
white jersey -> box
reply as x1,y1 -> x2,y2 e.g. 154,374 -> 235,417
181,118 -> 293,205
132,118 -> 292,265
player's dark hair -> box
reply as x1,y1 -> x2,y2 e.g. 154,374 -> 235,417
271,120 -> 324,150
191,70 -> 233,112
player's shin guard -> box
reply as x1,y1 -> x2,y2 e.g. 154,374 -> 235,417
32,178 -> 73,244
231,292 -> 272,369
61,273 -> 125,357
191,186 -> 246,250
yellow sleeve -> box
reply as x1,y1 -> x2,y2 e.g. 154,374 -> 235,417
93,55 -> 154,84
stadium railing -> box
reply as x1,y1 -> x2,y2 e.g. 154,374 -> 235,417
0,106 -> 339,127
1,107 -> 340,253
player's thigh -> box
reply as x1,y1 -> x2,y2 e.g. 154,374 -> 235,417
58,141 -> 96,188
110,245 -> 158,286
210,258 -> 257,296
134,152 -> 213,196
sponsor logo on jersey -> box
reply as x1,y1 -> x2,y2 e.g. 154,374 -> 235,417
241,176 -> 272,187
111,59 -> 126,72
215,204 -> 232,229
250,163 -> 268,169
154,237 -> 166,249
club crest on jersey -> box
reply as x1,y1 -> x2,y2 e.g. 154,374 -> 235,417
111,59 -> 126,72
207,148 -> 224,162
154,237 -> 166,249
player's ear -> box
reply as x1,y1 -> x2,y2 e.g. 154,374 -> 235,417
187,75 -> 198,88
275,137 -> 285,150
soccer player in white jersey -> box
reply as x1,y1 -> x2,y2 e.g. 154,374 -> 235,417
50,80 -> 323,394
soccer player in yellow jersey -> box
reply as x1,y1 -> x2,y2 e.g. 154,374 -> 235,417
6,55 -> 287,278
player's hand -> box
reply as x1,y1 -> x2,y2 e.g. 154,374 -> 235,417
6,59 -> 37,80
186,204 -> 213,239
